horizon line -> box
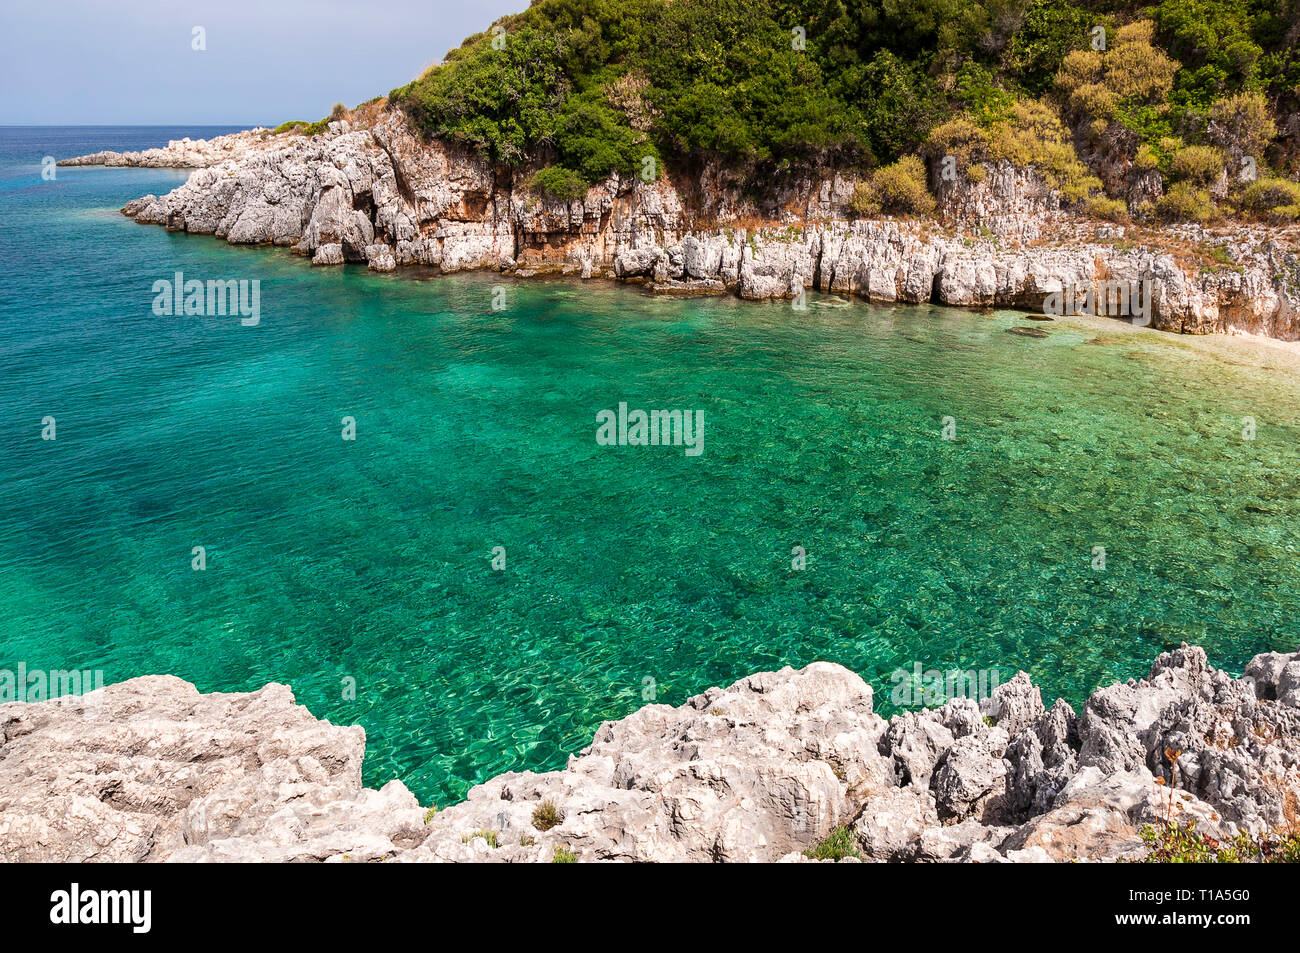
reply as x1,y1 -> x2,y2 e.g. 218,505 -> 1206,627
0,122 -> 267,128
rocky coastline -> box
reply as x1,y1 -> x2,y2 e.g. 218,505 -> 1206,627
57,127 -> 274,169
64,109 -> 1300,340
2,643 -> 1297,862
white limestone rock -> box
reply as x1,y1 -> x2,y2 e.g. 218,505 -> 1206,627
107,109 -> 1300,339
3,644 -> 1298,863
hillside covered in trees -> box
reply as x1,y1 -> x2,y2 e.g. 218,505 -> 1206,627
384,0 -> 1300,223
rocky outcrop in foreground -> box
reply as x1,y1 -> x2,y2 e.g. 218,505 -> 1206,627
2,644 -> 1297,862
67,111 -> 1300,339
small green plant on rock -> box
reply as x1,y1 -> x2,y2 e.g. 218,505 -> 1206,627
552,846 -> 578,863
532,799 -> 565,831
462,829 -> 499,848
802,825 -> 862,861
1141,821 -> 1300,863
1140,749 -> 1300,862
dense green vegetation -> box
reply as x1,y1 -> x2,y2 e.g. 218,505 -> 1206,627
387,0 -> 1300,221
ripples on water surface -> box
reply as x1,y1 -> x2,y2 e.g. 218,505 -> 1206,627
1,128 -> 1297,803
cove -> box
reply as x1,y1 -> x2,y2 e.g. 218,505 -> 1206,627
2,130 -> 1299,806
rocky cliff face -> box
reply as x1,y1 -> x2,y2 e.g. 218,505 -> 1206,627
3,644 -> 1297,863
78,109 -> 1300,340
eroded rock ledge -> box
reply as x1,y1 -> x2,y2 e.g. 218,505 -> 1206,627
2,644 -> 1297,862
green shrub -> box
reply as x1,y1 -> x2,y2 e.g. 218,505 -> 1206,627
531,799 -> 565,831
1133,143 -> 1161,172
552,85 -> 658,184
394,23 -> 568,165
641,0 -> 865,164
1002,0 -> 1094,96
1240,177 -> 1300,219
1156,181 -> 1214,221
552,846 -> 578,863
1171,145 -> 1227,185
1084,196 -> 1128,221
1152,0 -> 1269,108
870,156 -> 935,216
1056,22 -> 1178,125
802,825 -> 862,862
1209,91 -> 1279,159
1198,242 -> 1237,270
952,62 -> 1015,127
854,50 -> 946,163
849,182 -> 881,218
276,117 -> 329,136
530,165 -> 590,202
930,100 -> 1102,206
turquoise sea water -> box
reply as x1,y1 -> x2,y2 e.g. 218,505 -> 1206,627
2,127 -> 1298,804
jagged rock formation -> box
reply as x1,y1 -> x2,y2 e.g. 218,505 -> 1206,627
66,110 -> 1300,339
2,644 -> 1297,863
57,128 -> 275,169
0,676 -> 426,862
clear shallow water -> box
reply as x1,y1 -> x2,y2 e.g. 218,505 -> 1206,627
2,127 -> 1298,805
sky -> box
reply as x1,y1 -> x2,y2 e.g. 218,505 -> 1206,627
0,0 -> 526,125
